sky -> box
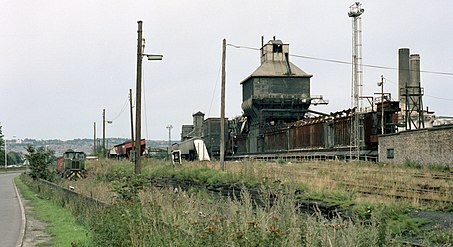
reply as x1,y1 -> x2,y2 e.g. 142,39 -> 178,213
1,0 -> 453,141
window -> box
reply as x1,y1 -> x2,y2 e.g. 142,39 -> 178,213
272,44 -> 282,53
387,148 -> 394,159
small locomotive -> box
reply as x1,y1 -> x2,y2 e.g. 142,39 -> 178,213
56,149 -> 86,179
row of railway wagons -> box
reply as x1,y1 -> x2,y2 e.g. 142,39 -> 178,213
229,109 -> 394,161
264,110 -> 379,152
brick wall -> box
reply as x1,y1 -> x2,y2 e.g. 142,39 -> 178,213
378,125 -> 453,165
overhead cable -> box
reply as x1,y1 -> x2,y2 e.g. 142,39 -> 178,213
227,43 -> 453,76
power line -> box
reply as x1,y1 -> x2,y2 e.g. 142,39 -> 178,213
111,96 -> 129,121
227,43 -> 453,76
424,94 -> 453,102
207,64 -> 222,117
383,77 -> 453,102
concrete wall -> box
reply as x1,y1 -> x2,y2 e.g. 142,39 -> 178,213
378,125 -> 453,165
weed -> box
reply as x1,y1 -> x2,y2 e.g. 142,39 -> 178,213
403,159 -> 422,169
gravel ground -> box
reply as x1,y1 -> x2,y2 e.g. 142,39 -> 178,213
408,209 -> 453,245
410,210 -> 453,231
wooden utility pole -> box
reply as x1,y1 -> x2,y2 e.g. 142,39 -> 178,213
134,21 -> 143,174
380,75 -> 385,134
167,124 -> 173,160
220,38 -> 226,171
93,122 -> 96,155
129,88 -> 135,160
102,109 -> 106,158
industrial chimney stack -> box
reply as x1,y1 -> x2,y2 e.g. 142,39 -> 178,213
398,48 -> 424,130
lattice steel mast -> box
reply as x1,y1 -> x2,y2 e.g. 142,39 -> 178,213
348,2 -> 364,160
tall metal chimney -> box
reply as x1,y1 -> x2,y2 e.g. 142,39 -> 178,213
409,54 -> 421,112
398,48 -> 410,106
398,48 -> 410,128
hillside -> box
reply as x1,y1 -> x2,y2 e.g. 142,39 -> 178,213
6,138 -> 171,156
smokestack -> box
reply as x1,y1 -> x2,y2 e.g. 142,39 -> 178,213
398,48 -> 410,105
409,54 -> 420,88
409,54 -> 421,112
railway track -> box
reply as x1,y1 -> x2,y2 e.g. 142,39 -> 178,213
253,162 -> 453,204
338,181 -> 453,203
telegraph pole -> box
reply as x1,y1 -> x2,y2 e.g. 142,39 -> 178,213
4,137 -> 7,170
133,21 -> 162,172
166,124 -> 173,160
220,38 -> 226,171
135,21 -> 144,174
93,122 -> 96,155
129,88 -> 135,160
102,109 -> 106,158
380,75 -> 385,134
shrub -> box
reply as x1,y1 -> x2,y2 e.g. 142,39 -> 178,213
24,144 -> 57,181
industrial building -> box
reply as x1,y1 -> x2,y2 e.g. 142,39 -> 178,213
240,38 -> 312,153
173,39 -> 452,166
170,2 -> 452,166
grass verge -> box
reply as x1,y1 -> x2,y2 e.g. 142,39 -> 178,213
15,176 -> 92,247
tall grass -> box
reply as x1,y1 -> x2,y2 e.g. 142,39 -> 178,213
45,158 -> 452,246
87,185 -> 399,246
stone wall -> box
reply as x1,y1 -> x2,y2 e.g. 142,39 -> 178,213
378,125 -> 453,165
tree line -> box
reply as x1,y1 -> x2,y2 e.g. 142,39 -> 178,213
0,126 -> 25,166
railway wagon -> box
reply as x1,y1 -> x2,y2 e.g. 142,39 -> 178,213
264,110 -> 379,154
112,139 -> 146,160
57,149 -> 86,179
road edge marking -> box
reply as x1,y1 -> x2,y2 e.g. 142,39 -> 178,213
13,174 -> 26,247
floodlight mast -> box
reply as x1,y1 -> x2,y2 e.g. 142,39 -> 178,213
348,2 -> 364,160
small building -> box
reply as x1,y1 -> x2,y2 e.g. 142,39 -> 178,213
378,125 -> 453,165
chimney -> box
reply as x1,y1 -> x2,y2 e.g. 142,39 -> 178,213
409,53 -> 421,112
398,48 -> 410,104
409,54 -> 420,88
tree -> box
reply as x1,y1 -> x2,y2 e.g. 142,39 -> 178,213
7,152 -> 24,165
24,144 -> 56,180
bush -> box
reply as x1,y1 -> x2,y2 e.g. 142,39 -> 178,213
24,144 -> 57,181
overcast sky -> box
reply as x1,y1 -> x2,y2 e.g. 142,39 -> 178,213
1,0 -> 452,141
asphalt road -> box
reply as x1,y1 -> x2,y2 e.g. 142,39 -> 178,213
0,172 -> 24,247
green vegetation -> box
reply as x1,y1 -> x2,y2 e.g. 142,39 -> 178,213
24,144 -> 57,181
87,178 -> 400,246
17,158 -> 452,246
15,176 -> 92,246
